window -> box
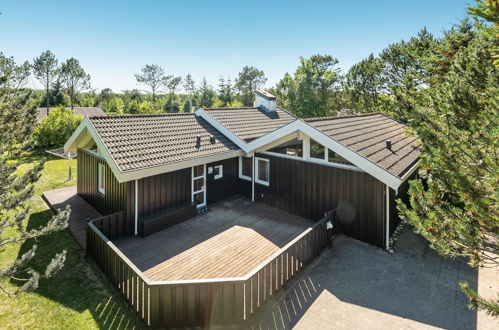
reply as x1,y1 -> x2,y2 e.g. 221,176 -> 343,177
214,165 -> 223,180
310,138 -> 325,160
255,157 -> 270,186
328,149 -> 354,166
268,138 -> 303,157
192,165 -> 206,208
98,163 -> 105,195
239,156 -> 252,181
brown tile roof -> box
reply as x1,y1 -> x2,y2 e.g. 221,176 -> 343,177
305,113 -> 421,178
89,113 -> 239,172
202,107 -> 297,141
37,107 -> 106,122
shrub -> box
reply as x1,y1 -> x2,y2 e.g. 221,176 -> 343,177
34,106 -> 82,147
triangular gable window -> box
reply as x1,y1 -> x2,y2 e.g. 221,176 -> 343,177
268,138 -> 303,157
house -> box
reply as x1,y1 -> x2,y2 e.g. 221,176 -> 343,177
37,106 -> 106,122
63,91 -> 420,327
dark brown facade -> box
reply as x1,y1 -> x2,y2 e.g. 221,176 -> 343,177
135,168 -> 191,218
206,157 -> 240,204
240,154 -> 387,247
77,149 -> 127,215
78,150 -> 394,247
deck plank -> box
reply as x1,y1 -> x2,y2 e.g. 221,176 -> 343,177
114,196 -> 313,281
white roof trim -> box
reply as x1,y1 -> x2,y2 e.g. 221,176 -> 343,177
64,111 -> 417,188
64,117 -> 243,183
190,113 -> 409,190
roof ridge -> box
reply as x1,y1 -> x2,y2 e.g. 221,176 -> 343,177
203,107 -> 257,110
305,112 -> 381,122
90,113 -> 196,119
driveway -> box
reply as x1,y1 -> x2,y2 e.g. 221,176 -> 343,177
247,229 -> 498,329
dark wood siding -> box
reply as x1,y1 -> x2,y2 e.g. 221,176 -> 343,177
206,157 -> 240,204
135,168 -> 191,218
252,154 -> 386,247
77,149 -> 127,216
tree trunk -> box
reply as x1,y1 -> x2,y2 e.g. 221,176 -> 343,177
46,77 -> 50,114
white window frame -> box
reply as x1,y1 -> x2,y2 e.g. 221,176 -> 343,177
309,138 -> 326,160
214,164 -> 223,180
98,163 -> 105,195
191,164 -> 206,209
239,156 -> 252,181
255,157 -> 270,186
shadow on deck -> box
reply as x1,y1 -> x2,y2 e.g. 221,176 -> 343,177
114,196 -> 315,281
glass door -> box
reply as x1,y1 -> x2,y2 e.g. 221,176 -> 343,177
192,164 -> 206,209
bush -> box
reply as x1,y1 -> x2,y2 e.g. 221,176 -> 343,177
34,106 -> 82,147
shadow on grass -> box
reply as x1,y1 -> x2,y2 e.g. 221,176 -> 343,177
11,209 -> 145,329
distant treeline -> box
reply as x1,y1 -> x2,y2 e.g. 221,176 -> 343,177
6,15 -> 486,124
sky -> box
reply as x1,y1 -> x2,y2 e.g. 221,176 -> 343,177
1,0 -> 471,92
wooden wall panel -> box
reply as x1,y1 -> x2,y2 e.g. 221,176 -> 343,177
252,153 -> 386,247
135,168 -> 191,218
77,149 -> 127,216
206,157 -> 239,204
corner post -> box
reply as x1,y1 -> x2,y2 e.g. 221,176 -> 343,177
135,179 -> 139,235
251,155 -> 255,202
385,184 -> 390,250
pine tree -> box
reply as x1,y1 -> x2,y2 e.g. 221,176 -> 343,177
60,58 -> 90,109
380,28 -> 437,122
218,76 -> 234,107
32,50 -> 58,111
0,53 -> 69,296
235,66 -> 267,106
397,30 -> 499,316
343,54 -> 385,112
183,74 -> 196,112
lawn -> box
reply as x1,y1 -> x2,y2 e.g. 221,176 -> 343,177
0,151 -> 144,329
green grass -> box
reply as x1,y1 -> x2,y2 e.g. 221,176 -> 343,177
0,151 -> 144,329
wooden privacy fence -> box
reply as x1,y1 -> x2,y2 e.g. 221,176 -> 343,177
90,210 -> 128,240
86,213 -> 330,328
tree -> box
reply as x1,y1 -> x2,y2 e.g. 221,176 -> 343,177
165,76 -> 182,112
343,54 -> 385,112
0,53 -> 69,296
430,19 -> 477,81
32,50 -> 58,111
134,64 -> 170,104
275,54 -> 341,118
34,106 -> 83,147
196,77 -> 215,108
218,76 -> 235,107
380,28 -> 437,121
99,88 -> 114,112
235,66 -> 267,106
468,0 -> 499,67
397,25 -> 499,316
41,77 -> 65,108
183,74 -> 196,112
60,58 -> 90,109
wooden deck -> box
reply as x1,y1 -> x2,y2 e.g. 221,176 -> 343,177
114,196 -> 314,281
42,186 -> 101,248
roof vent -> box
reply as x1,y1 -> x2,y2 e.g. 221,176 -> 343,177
385,140 -> 392,151
196,135 -> 201,146
254,90 -> 276,112
210,134 -> 216,144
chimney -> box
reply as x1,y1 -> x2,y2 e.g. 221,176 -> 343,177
210,134 -> 216,144
254,90 -> 276,112
385,140 -> 392,151
196,135 -> 201,146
